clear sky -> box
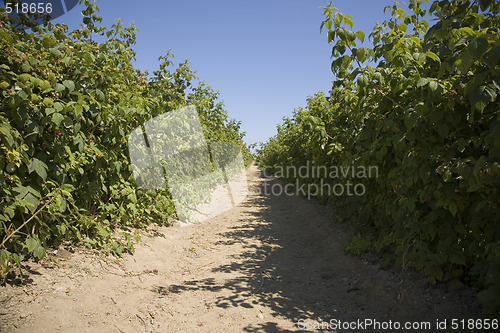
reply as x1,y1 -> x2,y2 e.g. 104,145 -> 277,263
48,0 -> 401,147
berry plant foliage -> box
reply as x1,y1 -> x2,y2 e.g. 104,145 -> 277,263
0,0 -> 251,280
257,0 -> 499,315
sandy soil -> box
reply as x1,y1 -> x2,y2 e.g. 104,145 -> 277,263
0,164 -> 481,332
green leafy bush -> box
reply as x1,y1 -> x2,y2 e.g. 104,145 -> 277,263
0,0 -> 251,280
257,0 -> 499,315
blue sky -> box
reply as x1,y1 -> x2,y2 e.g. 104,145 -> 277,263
48,0 -> 401,147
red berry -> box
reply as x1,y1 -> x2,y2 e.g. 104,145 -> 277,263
14,59 -> 19,63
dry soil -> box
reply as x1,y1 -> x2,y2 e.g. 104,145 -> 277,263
0,164 -> 481,332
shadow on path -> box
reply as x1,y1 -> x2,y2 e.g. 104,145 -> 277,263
162,167 -> 480,332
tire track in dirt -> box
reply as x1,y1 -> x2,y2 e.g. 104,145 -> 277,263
0,164 -> 480,332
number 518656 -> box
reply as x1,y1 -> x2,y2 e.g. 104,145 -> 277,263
451,318 -> 498,330
5,2 -> 53,14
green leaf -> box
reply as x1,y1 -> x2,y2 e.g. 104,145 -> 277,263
479,0 -> 493,11
13,185 -> 41,200
343,16 -> 353,28
39,80 -> 52,92
19,74 -> 31,83
63,116 -> 73,128
49,47 -> 62,57
33,246 -> 45,259
346,30 -> 356,42
468,37 -> 489,59
63,80 -> 75,92
483,46 -> 500,70
454,223 -> 467,235
443,169 -> 452,182
26,237 -> 38,252
43,97 -> 54,108
56,197 -> 67,212
325,20 -> 332,31
356,47 -> 370,62
54,102 -> 64,112
425,51 -> 440,63
470,84 -> 497,112
56,83 -> 66,92
74,104 -> 83,117
474,200 -> 488,212
449,279 -> 464,290
95,89 -> 105,102
428,81 -> 438,92
458,164 -> 471,178
61,56 -> 72,66
11,253 -> 21,266
449,201 -> 458,216
61,183 -> 75,196
0,125 -> 13,146
369,71 -> 381,83
337,27 -> 348,41
474,101 -> 487,113
17,193 -> 39,213
404,111 -> 419,129
413,52 -> 425,62
478,84 -> 496,102
28,157 -> 48,181
58,224 -> 67,235
6,162 -> 16,173
356,30 -> 365,43
426,265 -> 444,285
52,112 -> 64,126
328,30 -> 335,43
456,51 -> 474,74
449,252 -> 465,265
357,74 -> 368,87
437,124 -> 449,138
22,62 -> 32,72
416,77 -> 429,87
83,52 -> 94,65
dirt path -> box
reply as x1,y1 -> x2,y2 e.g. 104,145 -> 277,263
0,165 -> 480,332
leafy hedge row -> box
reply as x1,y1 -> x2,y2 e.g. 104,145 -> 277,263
257,0 -> 499,315
0,0 -> 251,279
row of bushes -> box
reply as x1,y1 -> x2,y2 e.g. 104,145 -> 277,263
0,0 -> 251,280
257,0 -> 499,315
